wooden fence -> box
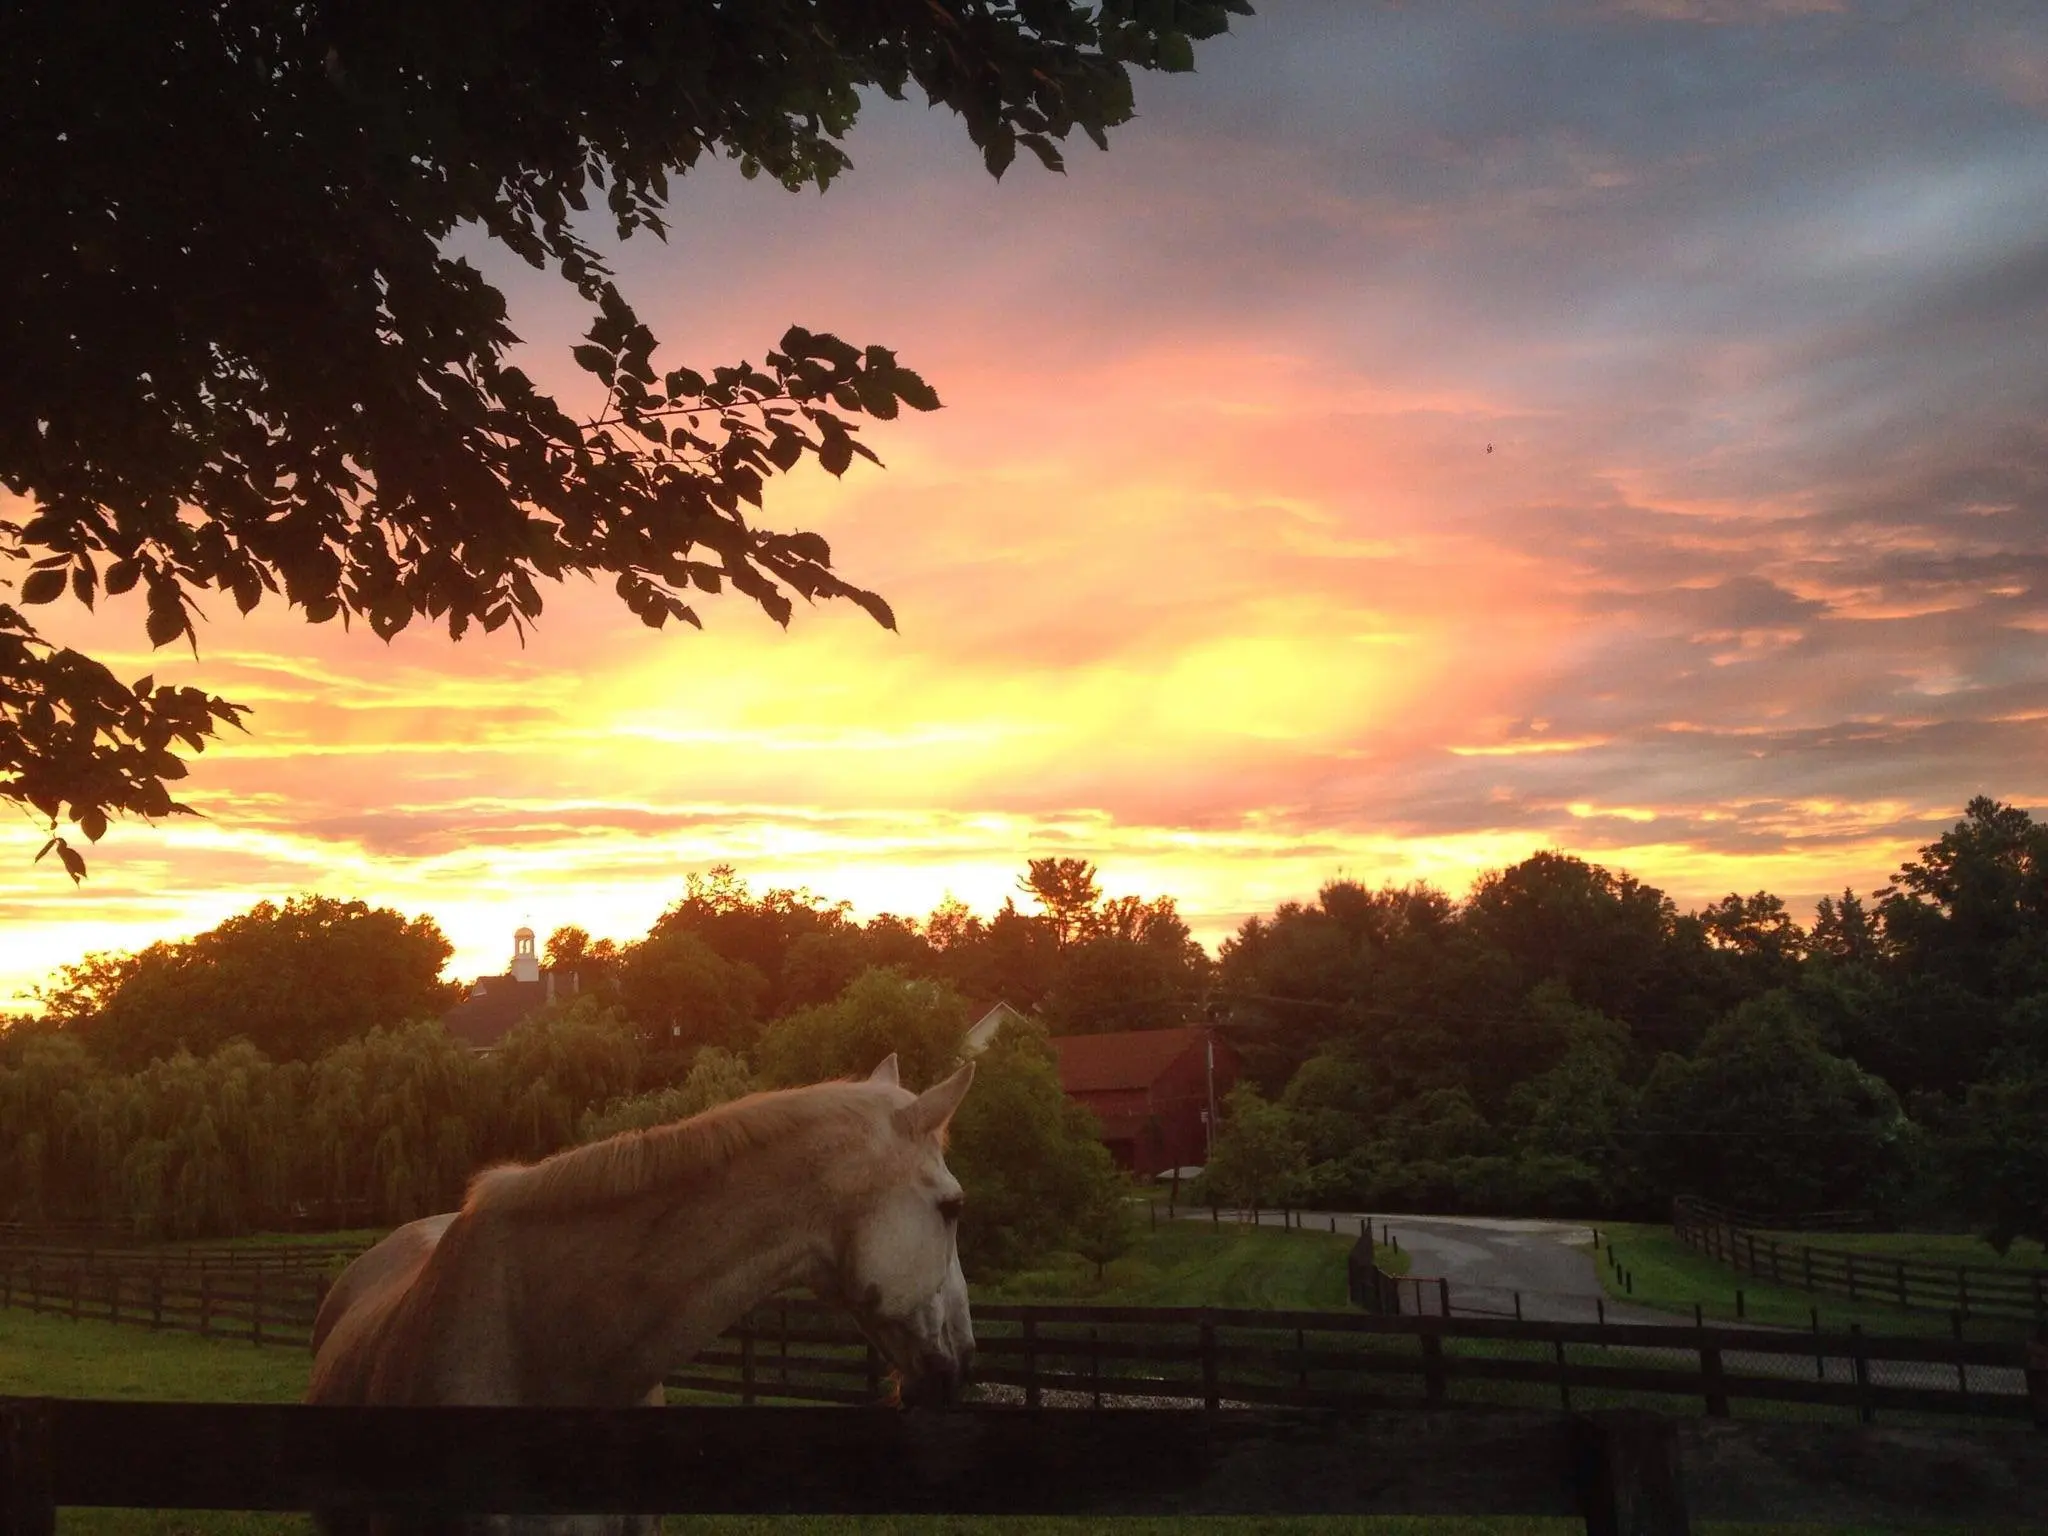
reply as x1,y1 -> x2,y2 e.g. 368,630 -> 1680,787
9,1398 -> 2048,1534
6,1244 -> 2046,1427
683,1294 -> 2048,1428
1347,1232 -> 1454,1316
1674,1197 -> 2048,1325
0,1248 -> 331,1347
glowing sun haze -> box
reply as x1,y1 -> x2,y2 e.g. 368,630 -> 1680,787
6,0 -> 2048,999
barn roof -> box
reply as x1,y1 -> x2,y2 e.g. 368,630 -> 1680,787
1050,1026 -> 1211,1093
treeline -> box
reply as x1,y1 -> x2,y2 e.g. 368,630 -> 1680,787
5,798 -> 2045,1256
1201,797 -> 2048,1254
20,860 -> 1205,1077
0,967 -> 1125,1273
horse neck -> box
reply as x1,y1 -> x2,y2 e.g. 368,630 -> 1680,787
503,1127 -> 847,1403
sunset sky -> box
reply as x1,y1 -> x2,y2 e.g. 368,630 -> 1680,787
8,0 -> 2048,1002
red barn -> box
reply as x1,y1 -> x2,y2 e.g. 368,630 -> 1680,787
1049,1026 -> 1240,1178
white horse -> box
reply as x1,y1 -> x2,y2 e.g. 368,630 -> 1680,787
307,1057 -> 975,1528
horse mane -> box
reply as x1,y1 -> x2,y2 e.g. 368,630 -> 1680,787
464,1079 -> 885,1217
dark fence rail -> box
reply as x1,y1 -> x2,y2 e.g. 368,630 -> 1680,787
1674,1197 -> 2048,1325
9,1398 -> 2048,1535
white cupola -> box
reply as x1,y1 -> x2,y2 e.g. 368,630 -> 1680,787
511,925 -> 540,983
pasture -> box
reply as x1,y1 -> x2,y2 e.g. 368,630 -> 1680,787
976,1219 -> 1392,1308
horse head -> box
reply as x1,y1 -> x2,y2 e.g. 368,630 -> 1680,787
823,1054 -> 977,1407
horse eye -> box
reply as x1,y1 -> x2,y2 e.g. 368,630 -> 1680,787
938,1196 -> 964,1224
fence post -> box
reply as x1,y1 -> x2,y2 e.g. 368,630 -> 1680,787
0,1254 -> 9,1312
150,1269 -> 163,1331
107,1265 -> 119,1327
1437,1276 -> 1451,1317
251,1268 -> 264,1347
1812,1308 -> 1824,1382
1513,1291 -> 1523,1322
1896,1261 -> 1907,1309
2026,1339 -> 2048,1431
865,1338 -> 881,1401
1295,1326 -> 1308,1403
1023,1314 -> 1041,1409
1846,1253 -> 1859,1302
1091,1327 -> 1103,1409
26,1263 -> 37,1316
1851,1324 -> 1873,1425
1958,1266 -> 1969,1320
67,1263 -> 79,1322
1200,1315 -> 1219,1411
1700,1340 -> 1730,1418
740,1329 -> 756,1407
1420,1331 -> 1447,1405
1555,1338 -> 1572,1412
199,1269 -> 213,1338
0,1399 -> 56,1536
1573,1411 -> 1690,1536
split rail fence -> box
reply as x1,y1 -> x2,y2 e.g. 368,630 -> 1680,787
1673,1198 -> 2048,1325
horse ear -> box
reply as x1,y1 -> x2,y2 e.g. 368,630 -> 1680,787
894,1060 -> 975,1140
868,1054 -> 900,1087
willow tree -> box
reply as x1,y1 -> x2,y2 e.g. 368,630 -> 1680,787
0,1 -> 1253,874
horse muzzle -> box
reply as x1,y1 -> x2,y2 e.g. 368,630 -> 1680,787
897,1347 -> 974,1409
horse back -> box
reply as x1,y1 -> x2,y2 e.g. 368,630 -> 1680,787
308,1212 -> 458,1403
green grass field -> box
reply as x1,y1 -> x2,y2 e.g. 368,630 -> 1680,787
1590,1224 -> 2035,1340
975,1218 -> 1391,1309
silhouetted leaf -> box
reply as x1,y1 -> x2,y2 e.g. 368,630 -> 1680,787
144,601 -> 184,648
19,569 -> 63,605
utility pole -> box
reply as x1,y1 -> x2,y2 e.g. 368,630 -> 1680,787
1203,1019 -> 1218,1164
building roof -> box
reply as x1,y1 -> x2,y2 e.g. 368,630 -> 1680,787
441,977 -> 547,1051
1050,1026 -> 1211,1094
963,1000 -> 1032,1054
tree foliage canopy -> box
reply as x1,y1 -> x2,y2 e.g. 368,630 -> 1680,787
39,892 -> 455,1067
0,0 -> 1251,869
